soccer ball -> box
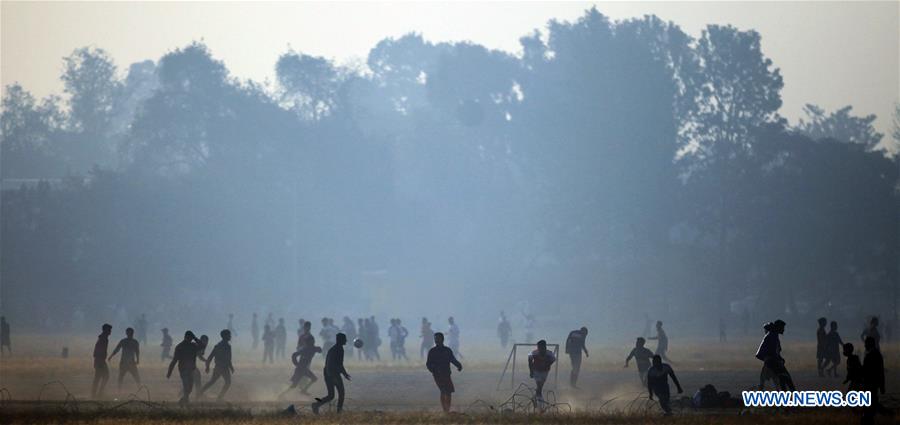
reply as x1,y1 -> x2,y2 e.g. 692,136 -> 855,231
353,338 -> 364,349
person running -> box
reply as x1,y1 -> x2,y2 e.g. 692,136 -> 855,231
282,321 -> 321,397
200,329 -> 234,402
92,323 -> 113,399
109,327 -> 141,391
447,317 -> 463,359
420,317 -> 434,360
0,316 -> 11,355
754,320 -> 795,391
625,337 -> 654,384
647,354 -> 683,416
167,331 -> 202,406
251,313 -> 260,350
160,328 -> 173,361
564,326 -> 589,388
426,332 -> 462,413
823,321 -> 843,378
648,321 -> 671,362
528,340 -> 556,404
816,317 -> 828,377
861,336 -> 885,425
275,318 -> 287,360
497,312 -> 512,349
311,333 -> 351,414
842,343 -> 863,391
262,324 -> 275,364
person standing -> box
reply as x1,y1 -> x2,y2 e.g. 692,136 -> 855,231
564,326 -> 589,388
447,317 -> 463,359
823,321 -> 843,378
420,317 -> 434,360
262,324 -> 275,364
625,337 -> 654,384
426,332 -> 462,413
92,323 -> 113,399
816,317 -> 828,377
842,343 -> 863,391
0,316 -> 11,355
861,336 -> 885,425
200,329 -> 234,402
311,333 -> 351,414
528,340 -> 556,403
341,317 -> 357,359
396,319 -> 410,361
108,327 -> 141,391
167,331 -> 201,406
648,321 -> 671,362
275,318 -> 288,359
647,354 -> 683,416
497,312 -> 512,349
160,328 -> 173,361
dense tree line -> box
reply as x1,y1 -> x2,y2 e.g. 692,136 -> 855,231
2,9 -> 897,334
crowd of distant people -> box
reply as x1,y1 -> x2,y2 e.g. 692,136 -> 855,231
0,311 -> 892,421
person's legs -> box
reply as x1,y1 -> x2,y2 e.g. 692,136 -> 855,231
312,374 -> 336,413
334,376 -> 345,412
440,393 -> 451,413
301,367 -> 317,393
569,354 -> 582,388
129,365 -> 141,386
217,369 -> 231,401
638,366 -> 648,385
657,386 -> 672,415
201,368 -> 221,395
179,371 -> 193,406
118,366 -> 127,390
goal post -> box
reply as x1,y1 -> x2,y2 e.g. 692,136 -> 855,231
496,343 -> 560,390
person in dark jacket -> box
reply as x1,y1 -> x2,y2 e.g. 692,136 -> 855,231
823,321 -> 843,378
200,329 -> 234,402
427,332 -> 463,413
109,327 -> 141,391
816,317 -> 828,377
565,327 -> 589,388
861,336 -> 886,425
842,343 -> 863,391
647,354 -> 683,416
311,333 -> 350,414
92,323 -> 113,399
754,320 -> 795,391
166,331 -> 201,406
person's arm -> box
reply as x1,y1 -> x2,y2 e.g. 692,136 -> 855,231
426,349 -> 435,373
108,340 -> 122,361
625,349 -> 634,367
339,349 -> 350,380
669,367 -> 683,393
135,342 -> 140,364
205,346 -> 216,372
450,350 -> 462,371
166,352 -> 178,378
583,343 -> 589,357
528,355 -> 535,377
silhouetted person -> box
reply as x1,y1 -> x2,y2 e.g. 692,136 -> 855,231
497,311 -> 512,349
368,316 -> 381,360
200,330 -> 234,402
311,333 -> 351,414
396,318 -> 409,360
356,318 -> 366,360
860,317 -> 880,351
135,314 -> 148,346
718,317 -> 727,343
167,331 -> 201,406
447,316 -> 462,359
282,321 -> 320,397
843,343 -> 863,391
320,318 -> 336,355
227,314 -> 236,338
427,332 -> 462,413
823,321 -> 843,378
389,318 -> 409,361
861,336 -> 886,425
647,354 -> 683,416
0,316 -> 10,355
262,324 -> 275,363
265,312 -> 275,329
816,317 -> 828,377
625,337 -> 653,384
191,334 -> 209,397
754,320 -> 795,391
564,326 -> 589,388
109,327 -> 141,391
297,318 -> 307,349
251,313 -> 260,349
648,321 -> 671,362
161,328 -> 173,361
528,339 -> 555,403
92,323 -> 113,399
420,317 -> 433,360
275,318 -> 287,359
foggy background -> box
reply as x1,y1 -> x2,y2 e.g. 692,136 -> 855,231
1,3 -> 899,345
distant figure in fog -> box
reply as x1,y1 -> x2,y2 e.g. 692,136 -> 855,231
200,329 -> 234,402
265,313 -> 275,329
625,337 -> 653,384
648,321 -> 671,362
1,316 -> 11,355
718,317 -> 727,343
160,328 -> 173,361
227,314 -> 236,338
860,317 -> 880,350
528,339 -> 556,403
297,318 -> 307,349
497,311 -> 512,349
251,313 -> 260,349
447,316 -> 462,359
389,318 -> 408,361
262,324 -> 275,363
843,343 -> 863,391
368,316 -> 381,361
92,323 -> 113,399
275,318 -> 287,359
862,336 -> 886,425
564,326 -> 589,388
341,317 -> 357,359
816,317 -> 828,377
135,314 -> 148,345
754,320 -> 795,391
524,314 -> 536,343
109,327 -> 141,391
427,332 -> 462,413
420,317 -> 434,359
167,331 -> 201,406
282,320 -> 320,397
311,333 -> 351,414
823,321 -> 843,378
191,335 -> 209,397
320,318 -> 336,355
357,318 -> 366,360
647,354 -> 683,416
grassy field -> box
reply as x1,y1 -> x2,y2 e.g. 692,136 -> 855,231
0,334 -> 897,424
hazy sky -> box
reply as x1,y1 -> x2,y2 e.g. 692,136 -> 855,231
2,1 -> 898,136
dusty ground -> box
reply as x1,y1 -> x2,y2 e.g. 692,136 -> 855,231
0,334 -> 897,423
